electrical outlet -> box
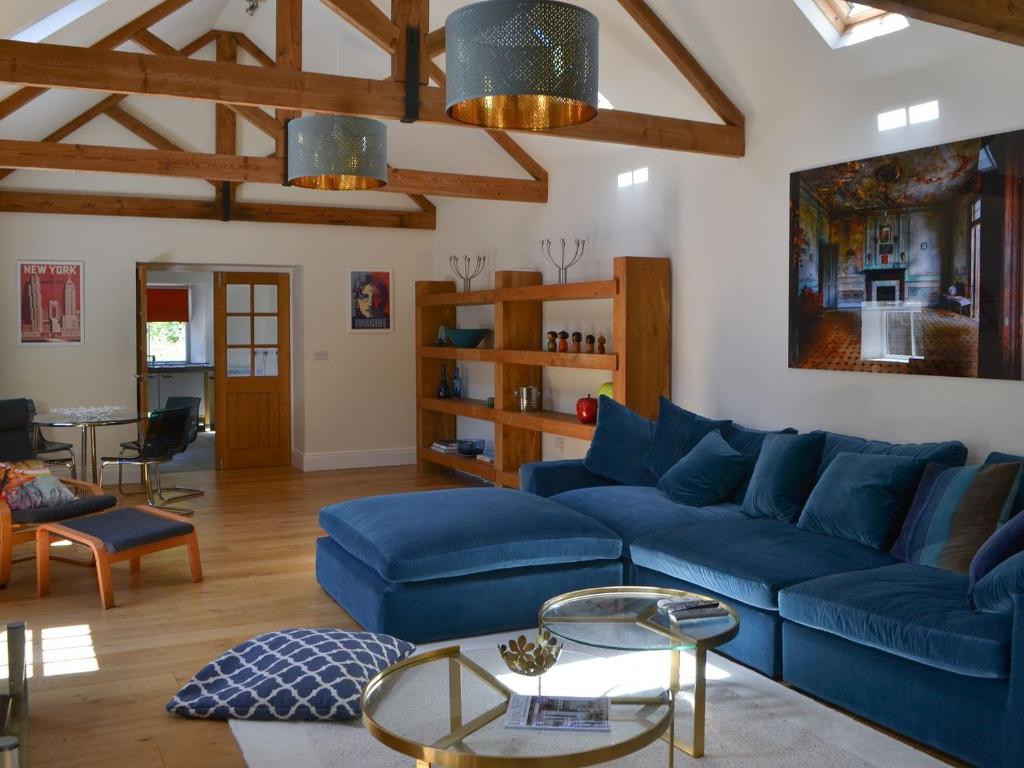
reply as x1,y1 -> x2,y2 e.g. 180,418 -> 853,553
554,437 -> 565,451
313,350 -> 328,361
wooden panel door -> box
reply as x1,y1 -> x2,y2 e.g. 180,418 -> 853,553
214,272 -> 291,469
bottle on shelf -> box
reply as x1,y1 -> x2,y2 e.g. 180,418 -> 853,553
438,364 -> 453,399
452,367 -> 463,398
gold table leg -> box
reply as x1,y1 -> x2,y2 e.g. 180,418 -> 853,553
89,425 -> 99,484
660,647 -> 707,761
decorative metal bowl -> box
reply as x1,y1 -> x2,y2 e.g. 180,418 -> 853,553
498,630 -> 562,677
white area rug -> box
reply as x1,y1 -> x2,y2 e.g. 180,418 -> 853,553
230,632 -> 947,768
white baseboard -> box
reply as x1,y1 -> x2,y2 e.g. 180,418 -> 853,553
292,447 -> 417,472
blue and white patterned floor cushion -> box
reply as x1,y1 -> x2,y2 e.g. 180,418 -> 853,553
167,628 -> 415,721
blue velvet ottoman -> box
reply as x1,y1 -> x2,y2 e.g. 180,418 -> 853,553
315,488 -> 624,642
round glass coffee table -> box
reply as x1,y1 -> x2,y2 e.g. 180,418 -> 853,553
541,586 -> 740,763
361,644 -> 672,767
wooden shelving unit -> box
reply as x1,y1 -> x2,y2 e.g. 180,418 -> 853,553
415,257 -> 671,487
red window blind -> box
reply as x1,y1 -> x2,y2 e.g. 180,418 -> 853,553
147,287 -> 189,322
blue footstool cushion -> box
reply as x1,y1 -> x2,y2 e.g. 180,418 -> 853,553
166,628 -> 414,721
319,487 -> 622,582
59,507 -> 193,552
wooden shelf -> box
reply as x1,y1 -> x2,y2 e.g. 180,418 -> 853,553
417,448 -> 496,481
419,397 -> 597,440
416,260 -> 670,490
419,279 -> 617,307
418,347 -> 616,370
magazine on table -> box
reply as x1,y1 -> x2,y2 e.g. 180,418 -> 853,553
504,694 -> 610,732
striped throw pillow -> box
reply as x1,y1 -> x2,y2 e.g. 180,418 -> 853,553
891,462 -> 1022,572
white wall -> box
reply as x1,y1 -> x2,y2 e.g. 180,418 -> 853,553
0,215 -> 433,471
433,1 -> 1024,462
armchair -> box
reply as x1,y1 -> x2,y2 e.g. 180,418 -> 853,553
0,398 -> 116,587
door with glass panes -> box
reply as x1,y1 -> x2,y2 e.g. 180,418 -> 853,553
214,272 -> 291,469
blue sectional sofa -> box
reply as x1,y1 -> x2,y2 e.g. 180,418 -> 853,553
316,427 -> 1024,767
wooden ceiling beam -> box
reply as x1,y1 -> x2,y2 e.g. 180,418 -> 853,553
0,40 -> 743,156
866,0 -> 1024,47
617,0 -> 744,128
179,29 -> 220,57
276,0 -> 302,158
232,33 -> 275,67
391,0 -> 429,83
425,27 -> 445,58
320,0 -> 400,53
0,139 -> 549,201
485,130 -> 548,182
0,191 -> 436,229
0,0 -> 193,121
131,30 -> 284,142
216,33 -> 239,204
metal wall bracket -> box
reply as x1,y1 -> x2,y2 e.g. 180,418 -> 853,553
402,27 -> 421,124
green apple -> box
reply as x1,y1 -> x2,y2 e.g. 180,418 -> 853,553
598,381 -> 615,401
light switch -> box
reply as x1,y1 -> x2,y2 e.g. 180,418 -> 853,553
313,350 -> 329,361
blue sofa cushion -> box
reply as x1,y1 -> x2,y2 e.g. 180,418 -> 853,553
779,564 -> 1013,678
167,628 -> 415,720
724,423 -> 798,504
969,510 -> 1024,608
798,453 -> 923,549
656,431 -> 753,507
817,431 -> 967,479
630,518 -> 896,610
551,485 -> 745,546
985,451 -> 1024,519
319,488 -> 622,583
642,398 -> 732,478
582,396 -> 657,487
520,459 -> 619,498
891,462 -> 1022,572
742,431 -> 826,523
973,550 -> 1024,614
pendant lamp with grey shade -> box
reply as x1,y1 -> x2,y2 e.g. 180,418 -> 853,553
286,115 -> 388,191
445,0 -> 599,131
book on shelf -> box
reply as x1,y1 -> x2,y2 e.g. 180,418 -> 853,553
504,694 -> 610,732
430,440 -> 460,454
476,451 -> 496,465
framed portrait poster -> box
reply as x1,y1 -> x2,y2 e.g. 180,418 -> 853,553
349,269 -> 393,333
18,260 -> 84,345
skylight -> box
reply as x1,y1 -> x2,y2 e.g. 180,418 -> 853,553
9,0 -> 108,44
795,0 -> 909,49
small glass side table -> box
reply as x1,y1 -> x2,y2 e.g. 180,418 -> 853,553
541,586 -> 740,764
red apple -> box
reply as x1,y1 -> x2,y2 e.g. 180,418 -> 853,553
577,394 -> 598,424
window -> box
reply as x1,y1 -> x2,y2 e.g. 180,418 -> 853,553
9,0 -> 109,43
797,1 -> 908,49
146,286 -> 190,362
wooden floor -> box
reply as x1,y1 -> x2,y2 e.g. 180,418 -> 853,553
3,465 -> 470,768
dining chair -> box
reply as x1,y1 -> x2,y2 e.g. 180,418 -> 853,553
100,406 -> 203,515
0,398 -> 116,587
25,398 -> 77,479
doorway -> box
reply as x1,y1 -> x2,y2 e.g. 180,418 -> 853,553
819,243 -> 839,309
135,265 -> 293,472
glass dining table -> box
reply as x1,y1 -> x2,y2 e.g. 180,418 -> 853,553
33,407 -> 140,484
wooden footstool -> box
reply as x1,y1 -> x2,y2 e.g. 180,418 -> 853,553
36,505 -> 202,609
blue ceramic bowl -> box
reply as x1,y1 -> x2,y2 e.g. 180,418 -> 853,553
444,328 -> 489,348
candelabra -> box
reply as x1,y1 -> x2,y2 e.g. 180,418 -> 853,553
541,238 -> 585,284
449,254 -> 486,292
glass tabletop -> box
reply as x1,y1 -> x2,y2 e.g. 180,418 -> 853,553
540,587 -> 740,652
362,646 -> 671,767
34,408 -> 140,427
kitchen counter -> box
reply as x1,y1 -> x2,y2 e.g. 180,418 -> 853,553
148,363 -> 214,374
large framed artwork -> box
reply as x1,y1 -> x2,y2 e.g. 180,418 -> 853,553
17,260 -> 84,345
789,129 -> 1024,380
349,269 -> 393,333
